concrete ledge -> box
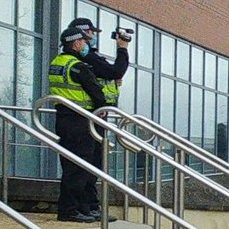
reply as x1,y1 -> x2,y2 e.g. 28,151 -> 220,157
0,174 -> 228,213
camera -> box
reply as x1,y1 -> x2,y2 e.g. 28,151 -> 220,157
111,27 -> 134,42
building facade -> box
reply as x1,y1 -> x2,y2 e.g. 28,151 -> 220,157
0,0 -> 228,183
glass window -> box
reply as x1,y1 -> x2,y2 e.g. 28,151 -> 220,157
77,1 -> 97,26
0,0 -> 15,24
14,143 -> 40,177
138,25 -> 153,68
190,87 -> 203,172
190,87 -> 203,147
18,0 -> 42,33
18,0 -> 35,31
216,95 -> 228,161
161,35 -> 175,76
16,34 -> 42,115
136,70 -> 153,119
120,17 -> 136,64
118,67 -> 135,114
61,0 -> 74,30
160,77 -> 174,131
15,33 -> 42,177
16,33 -> 34,108
176,82 -> 189,137
191,47 -> 203,85
136,153 -> 153,182
33,38 -> 42,101
203,91 -> 216,173
0,28 -> 14,105
99,10 -> 117,57
161,141 -> 174,180
34,0 -> 43,33
177,41 -> 189,80
203,91 -> 215,153
218,58 -> 228,93
15,112 -> 40,177
205,53 -> 216,89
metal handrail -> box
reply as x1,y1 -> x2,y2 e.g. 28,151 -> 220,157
90,106 -> 229,197
117,117 -> 156,151
133,114 -> 229,170
0,105 -> 56,113
32,96 -> 229,198
91,106 -> 229,229
93,106 -> 229,175
0,108 -> 196,229
0,98 -> 228,227
0,201 -> 41,229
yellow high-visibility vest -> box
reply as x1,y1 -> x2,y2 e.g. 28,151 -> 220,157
48,54 -> 94,110
96,78 -> 119,105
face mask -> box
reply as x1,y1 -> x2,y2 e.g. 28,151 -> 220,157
80,43 -> 89,57
89,34 -> 97,47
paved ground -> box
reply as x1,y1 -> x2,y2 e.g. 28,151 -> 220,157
0,213 -> 100,229
0,213 -> 152,229
2,209 -> 229,229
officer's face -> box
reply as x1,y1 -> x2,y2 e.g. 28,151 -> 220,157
84,29 -> 94,40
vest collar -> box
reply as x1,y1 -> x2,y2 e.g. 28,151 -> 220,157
61,49 -> 81,60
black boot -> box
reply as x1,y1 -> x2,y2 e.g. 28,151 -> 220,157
57,210 -> 96,223
89,209 -> 117,222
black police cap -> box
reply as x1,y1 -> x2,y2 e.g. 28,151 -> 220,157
68,17 -> 102,32
60,27 -> 90,45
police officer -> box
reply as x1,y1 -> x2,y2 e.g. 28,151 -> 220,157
68,17 -> 129,107
49,27 -> 106,223
67,18 -> 129,220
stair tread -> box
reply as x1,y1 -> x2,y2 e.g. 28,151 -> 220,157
110,220 -> 153,229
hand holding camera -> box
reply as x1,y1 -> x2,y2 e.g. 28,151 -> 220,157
117,38 -> 129,48
111,27 -> 134,42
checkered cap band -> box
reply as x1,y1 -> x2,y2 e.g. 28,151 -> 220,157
76,24 -> 90,30
64,33 -> 83,42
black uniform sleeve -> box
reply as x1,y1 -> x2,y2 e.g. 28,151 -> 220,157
70,62 -> 106,109
82,48 -> 129,80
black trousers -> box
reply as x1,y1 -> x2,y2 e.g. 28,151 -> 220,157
56,111 -> 95,216
84,124 -> 104,211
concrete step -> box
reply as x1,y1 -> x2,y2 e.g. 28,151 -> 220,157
110,220 -> 152,229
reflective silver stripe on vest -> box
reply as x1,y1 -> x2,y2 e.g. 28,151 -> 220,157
105,94 -> 119,99
49,82 -> 83,90
97,79 -> 115,86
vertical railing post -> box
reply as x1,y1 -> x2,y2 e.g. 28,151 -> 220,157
101,129 -> 109,229
173,149 -> 179,226
154,145 -> 162,229
173,149 -> 185,229
143,152 -> 149,224
123,148 -> 129,220
2,120 -> 8,204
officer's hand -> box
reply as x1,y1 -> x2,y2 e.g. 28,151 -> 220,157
98,111 -> 107,118
117,38 -> 128,49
